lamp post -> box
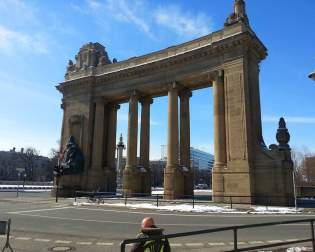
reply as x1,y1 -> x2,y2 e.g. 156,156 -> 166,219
16,168 -> 25,197
309,71 -> 315,81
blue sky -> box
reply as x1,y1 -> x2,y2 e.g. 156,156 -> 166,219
0,0 -> 314,159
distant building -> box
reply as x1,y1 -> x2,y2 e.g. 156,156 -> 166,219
190,147 -> 214,171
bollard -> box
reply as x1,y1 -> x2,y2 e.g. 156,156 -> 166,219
156,194 -> 159,207
311,220 -> 315,251
233,227 -> 238,251
230,196 -> 233,209
192,195 -> 195,209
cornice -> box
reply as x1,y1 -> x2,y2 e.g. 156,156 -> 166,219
57,29 -> 267,94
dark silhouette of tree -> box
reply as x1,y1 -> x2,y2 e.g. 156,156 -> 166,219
19,147 -> 40,181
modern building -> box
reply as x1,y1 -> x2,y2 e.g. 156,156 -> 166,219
190,147 -> 214,171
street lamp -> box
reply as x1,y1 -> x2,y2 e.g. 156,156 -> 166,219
309,71 -> 315,81
16,168 -> 25,197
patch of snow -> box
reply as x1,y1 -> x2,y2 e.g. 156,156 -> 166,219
74,201 -> 304,214
251,206 -> 303,214
287,247 -> 311,252
75,201 -> 241,213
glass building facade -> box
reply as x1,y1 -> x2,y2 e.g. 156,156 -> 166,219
190,147 -> 214,171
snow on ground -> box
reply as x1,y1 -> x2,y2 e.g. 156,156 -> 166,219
74,200 -> 303,214
0,184 -> 52,192
151,189 -> 212,195
0,185 -> 53,188
286,247 -> 312,252
251,206 -> 302,214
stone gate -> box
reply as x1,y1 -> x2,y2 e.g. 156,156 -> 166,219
56,0 -> 294,206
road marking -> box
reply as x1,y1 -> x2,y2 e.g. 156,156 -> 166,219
76,241 -> 92,245
208,242 -> 225,246
8,206 -> 73,214
248,241 -> 264,244
15,237 -> 31,240
286,239 -> 299,242
34,238 -> 50,242
228,241 -> 247,245
55,240 -> 72,244
267,240 -> 283,243
96,242 -> 114,246
185,243 -> 204,247
8,212 -> 235,227
170,243 -> 182,247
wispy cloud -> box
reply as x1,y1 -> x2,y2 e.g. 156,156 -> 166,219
0,0 -> 38,26
0,26 -> 49,54
154,5 -> 212,38
77,0 -> 213,40
263,115 -> 315,124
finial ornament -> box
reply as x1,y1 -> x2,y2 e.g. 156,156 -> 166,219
276,117 -> 291,150
225,0 -> 249,27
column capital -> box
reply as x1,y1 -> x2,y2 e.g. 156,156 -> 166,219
213,70 -> 224,82
108,103 -> 120,110
139,96 -> 153,105
167,81 -> 181,91
93,96 -> 107,104
129,89 -> 140,98
179,89 -> 192,98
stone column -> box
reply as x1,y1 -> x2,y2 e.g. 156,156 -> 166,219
89,97 -> 107,191
164,82 -> 184,199
212,71 -> 227,201
139,97 -> 153,195
91,97 -> 107,170
139,97 -> 153,169
179,90 -> 192,168
123,91 -> 139,196
107,103 -> 120,170
59,100 -> 67,152
126,91 -> 138,169
106,103 -> 120,192
179,89 -> 193,196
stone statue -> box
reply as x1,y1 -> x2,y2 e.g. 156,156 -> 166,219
60,136 -> 84,174
66,60 -> 75,72
225,0 -> 249,27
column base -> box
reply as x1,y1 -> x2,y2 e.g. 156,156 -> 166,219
212,163 -> 226,202
123,166 -> 150,197
164,165 -> 186,199
87,169 -> 116,193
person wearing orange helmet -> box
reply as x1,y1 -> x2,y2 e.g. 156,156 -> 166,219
131,217 -> 171,252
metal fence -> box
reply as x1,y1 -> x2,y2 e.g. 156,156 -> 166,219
120,218 -> 315,252
0,219 -> 13,252
74,190 -> 315,209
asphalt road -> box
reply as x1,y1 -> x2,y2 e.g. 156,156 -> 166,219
0,192 -> 314,252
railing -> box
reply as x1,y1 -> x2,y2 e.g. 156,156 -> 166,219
120,219 -> 315,252
74,190 -> 314,209
0,219 -> 13,252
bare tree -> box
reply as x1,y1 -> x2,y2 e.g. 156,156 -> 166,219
292,147 -> 315,186
19,147 -> 40,181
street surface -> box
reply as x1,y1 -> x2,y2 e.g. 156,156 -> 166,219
0,192 -> 313,251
